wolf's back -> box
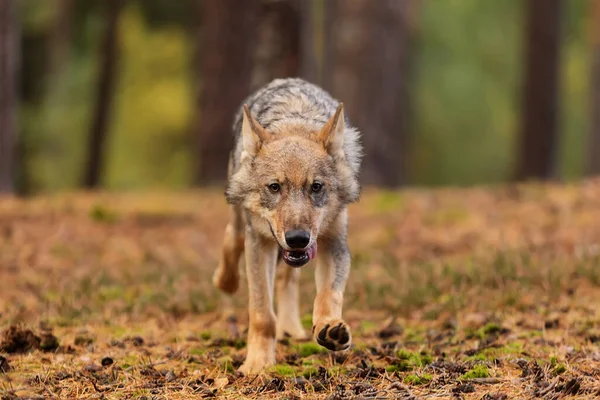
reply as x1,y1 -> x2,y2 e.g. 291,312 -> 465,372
231,78 -> 361,175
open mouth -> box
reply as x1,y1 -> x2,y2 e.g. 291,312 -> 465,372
282,244 -> 317,268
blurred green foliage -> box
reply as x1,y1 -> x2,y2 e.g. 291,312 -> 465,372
20,2 -> 193,191
18,0 -> 591,191
413,0 -> 589,185
108,7 -> 193,189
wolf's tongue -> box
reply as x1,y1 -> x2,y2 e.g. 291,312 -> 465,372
306,243 -> 317,260
282,243 -> 317,267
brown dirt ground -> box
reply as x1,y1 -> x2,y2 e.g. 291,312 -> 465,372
1,180 -> 600,399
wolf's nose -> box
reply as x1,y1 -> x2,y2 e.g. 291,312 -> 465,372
285,230 -> 310,249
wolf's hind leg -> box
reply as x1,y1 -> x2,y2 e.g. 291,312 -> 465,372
276,265 -> 308,340
213,204 -> 245,294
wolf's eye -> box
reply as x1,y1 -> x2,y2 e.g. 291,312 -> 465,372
311,182 -> 323,193
268,183 -> 281,193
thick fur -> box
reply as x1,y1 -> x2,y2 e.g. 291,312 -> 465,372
213,78 -> 362,375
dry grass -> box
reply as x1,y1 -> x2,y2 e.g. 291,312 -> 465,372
1,180 -> 600,399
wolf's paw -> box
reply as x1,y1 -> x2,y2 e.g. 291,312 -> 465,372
212,264 -> 239,294
238,352 -> 275,375
277,319 -> 308,341
313,320 -> 351,351
277,326 -> 308,341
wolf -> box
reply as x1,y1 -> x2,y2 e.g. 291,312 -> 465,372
212,78 -> 362,374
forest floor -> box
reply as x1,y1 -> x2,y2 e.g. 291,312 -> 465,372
1,180 -> 600,399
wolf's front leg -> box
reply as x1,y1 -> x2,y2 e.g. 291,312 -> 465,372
239,228 -> 278,375
312,227 -> 352,351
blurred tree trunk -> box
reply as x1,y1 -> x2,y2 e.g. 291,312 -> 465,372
298,0 -> 318,83
194,0 -> 260,185
588,0 -> 600,176
0,0 -> 19,194
46,0 -> 74,91
323,0 -> 415,187
514,0 -> 562,181
83,0 -> 123,189
251,0 -> 300,89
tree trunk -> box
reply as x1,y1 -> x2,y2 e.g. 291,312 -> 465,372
46,0 -> 74,91
514,0 -> 562,181
194,0 -> 260,185
588,0 -> 600,176
323,0 -> 413,187
298,0 -> 318,83
0,0 -> 18,194
83,0 -> 123,189
251,0 -> 301,89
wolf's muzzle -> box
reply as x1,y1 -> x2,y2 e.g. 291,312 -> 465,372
284,230 -> 311,249
282,243 -> 317,268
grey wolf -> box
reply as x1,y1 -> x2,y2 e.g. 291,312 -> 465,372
212,78 -> 362,374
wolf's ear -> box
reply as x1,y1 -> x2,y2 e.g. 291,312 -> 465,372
242,104 -> 269,157
317,103 -> 345,156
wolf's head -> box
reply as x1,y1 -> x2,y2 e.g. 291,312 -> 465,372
226,103 -> 360,267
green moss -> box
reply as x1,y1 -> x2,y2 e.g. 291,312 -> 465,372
395,349 -> 433,369
404,373 -> 432,385
469,341 -> 524,360
359,320 -> 378,333
89,204 -> 118,223
423,309 -> 441,321
583,320 -> 597,329
302,358 -> 324,366
189,347 -> 205,356
397,349 -> 412,359
460,365 -> 490,380
554,364 -> 567,374
465,353 -> 490,362
549,356 -> 566,374
268,364 -> 297,377
200,331 -> 212,341
302,366 -> 319,378
349,341 -> 367,351
467,322 -> 503,340
388,350 -> 433,372
120,354 -> 140,370
385,365 -> 403,373
418,352 -> 433,366
217,356 -> 235,373
74,335 -> 95,346
301,314 -> 313,330
328,366 -> 348,376
522,330 -> 543,338
483,323 -> 501,335
501,341 -> 524,354
490,342 -> 523,357
404,329 -> 426,343
296,342 -> 325,357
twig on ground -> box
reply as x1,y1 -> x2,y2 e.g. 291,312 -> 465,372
468,377 -> 503,384
537,377 -> 560,396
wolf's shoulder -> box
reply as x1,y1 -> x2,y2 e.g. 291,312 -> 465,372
233,78 -> 337,133
252,78 -> 334,102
